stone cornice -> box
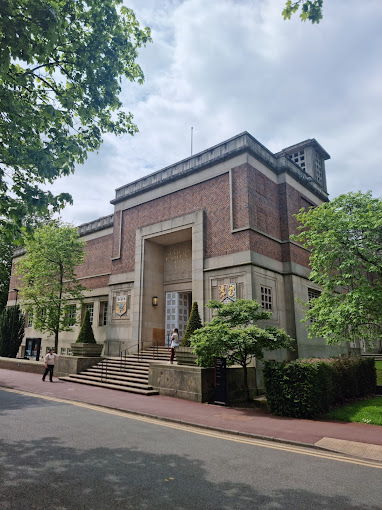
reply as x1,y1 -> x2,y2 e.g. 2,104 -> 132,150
111,131 -> 329,206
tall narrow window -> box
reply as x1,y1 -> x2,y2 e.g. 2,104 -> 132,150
67,305 -> 77,327
261,286 -> 272,310
308,288 -> 321,322
85,303 -> 94,325
27,313 -> 33,328
100,301 -> 108,326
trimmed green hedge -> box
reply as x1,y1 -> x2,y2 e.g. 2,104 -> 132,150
263,357 -> 376,419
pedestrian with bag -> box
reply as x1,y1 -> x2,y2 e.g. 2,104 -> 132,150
42,349 -> 59,382
169,328 -> 179,364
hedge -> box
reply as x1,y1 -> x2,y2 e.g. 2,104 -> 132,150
263,357 -> 376,419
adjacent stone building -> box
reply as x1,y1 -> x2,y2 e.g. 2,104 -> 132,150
8,131 -> 350,359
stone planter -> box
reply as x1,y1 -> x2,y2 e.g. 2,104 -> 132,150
175,346 -> 198,366
70,343 -> 104,357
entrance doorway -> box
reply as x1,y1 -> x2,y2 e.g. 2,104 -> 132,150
25,338 -> 41,361
165,292 -> 191,345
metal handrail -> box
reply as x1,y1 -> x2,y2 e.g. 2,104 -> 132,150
119,343 -> 141,371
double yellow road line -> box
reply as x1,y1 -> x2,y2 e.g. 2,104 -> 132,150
1,386 -> 381,470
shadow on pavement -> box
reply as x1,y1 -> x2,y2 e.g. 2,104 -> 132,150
0,435 -> 380,510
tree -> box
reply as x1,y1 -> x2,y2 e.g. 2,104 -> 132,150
0,0 -> 151,228
17,221 -> 87,352
0,226 -> 15,313
76,310 -> 96,344
292,191 -> 382,346
182,301 -> 203,347
191,299 -> 293,400
0,305 -> 25,357
0,211 -> 52,313
282,0 -> 323,24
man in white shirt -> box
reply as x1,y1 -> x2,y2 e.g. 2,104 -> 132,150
42,349 -> 59,382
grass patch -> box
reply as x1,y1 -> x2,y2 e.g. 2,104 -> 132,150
376,360 -> 382,385
325,397 -> 382,426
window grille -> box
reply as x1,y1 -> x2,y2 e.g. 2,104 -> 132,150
261,286 -> 272,310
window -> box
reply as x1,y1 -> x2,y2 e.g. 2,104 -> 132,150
289,150 -> 305,170
27,313 -> 33,328
100,301 -> 108,326
85,303 -> 94,325
308,288 -> 321,302
61,348 -> 67,355
67,305 -> 77,327
261,286 -> 272,310
308,288 -> 321,322
314,150 -> 323,185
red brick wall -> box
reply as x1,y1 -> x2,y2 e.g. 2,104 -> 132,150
76,234 -> 112,279
231,164 -> 250,229
112,173 -> 251,274
108,165 -> 318,274
248,167 -> 282,240
8,165 -> 319,297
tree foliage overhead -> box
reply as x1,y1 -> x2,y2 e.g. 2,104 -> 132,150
282,0 -> 323,24
293,191 -> 382,345
0,211 -> 52,313
16,221 -> 87,352
0,0 -> 151,225
191,299 -> 293,400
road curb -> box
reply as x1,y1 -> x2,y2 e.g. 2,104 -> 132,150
1,383 -> 375,461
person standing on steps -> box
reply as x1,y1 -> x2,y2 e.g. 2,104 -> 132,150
42,349 -> 59,382
169,328 -> 179,364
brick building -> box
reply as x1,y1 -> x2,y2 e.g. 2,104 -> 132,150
9,132 -> 349,359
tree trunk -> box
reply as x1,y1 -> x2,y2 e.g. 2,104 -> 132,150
54,329 -> 59,354
243,364 -> 250,401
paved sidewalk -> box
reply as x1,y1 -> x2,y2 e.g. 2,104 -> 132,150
1,368 -> 381,462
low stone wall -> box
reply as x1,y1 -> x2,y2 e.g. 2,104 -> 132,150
54,356 -> 105,377
148,363 -> 258,403
0,357 -> 44,374
0,356 -> 104,377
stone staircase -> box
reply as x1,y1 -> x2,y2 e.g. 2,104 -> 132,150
59,347 -> 170,395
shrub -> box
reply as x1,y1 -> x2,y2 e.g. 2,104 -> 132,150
263,357 -> 377,419
182,301 -> 203,347
76,310 -> 96,344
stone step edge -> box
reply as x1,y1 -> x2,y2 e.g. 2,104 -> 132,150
85,369 -> 148,379
59,377 -> 158,395
66,374 -> 152,390
92,365 -> 149,373
79,373 -> 149,385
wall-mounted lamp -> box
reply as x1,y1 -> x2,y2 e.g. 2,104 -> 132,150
152,296 -> 159,307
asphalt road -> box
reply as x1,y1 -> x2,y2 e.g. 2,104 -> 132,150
0,388 -> 381,510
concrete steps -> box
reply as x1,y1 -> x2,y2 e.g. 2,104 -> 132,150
59,347 -> 171,395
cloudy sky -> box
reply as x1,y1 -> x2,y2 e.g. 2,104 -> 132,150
51,0 -> 382,225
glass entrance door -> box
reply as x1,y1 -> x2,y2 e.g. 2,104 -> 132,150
165,292 -> 190,345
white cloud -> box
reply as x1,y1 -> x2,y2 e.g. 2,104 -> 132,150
52,0 -> 382,224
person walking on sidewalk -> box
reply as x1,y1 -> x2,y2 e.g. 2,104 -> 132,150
169,328 -> 179,364
42,349 -> 59,382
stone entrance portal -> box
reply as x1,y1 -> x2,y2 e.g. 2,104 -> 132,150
133,211 -> 204,351
165,292 -> 191,345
